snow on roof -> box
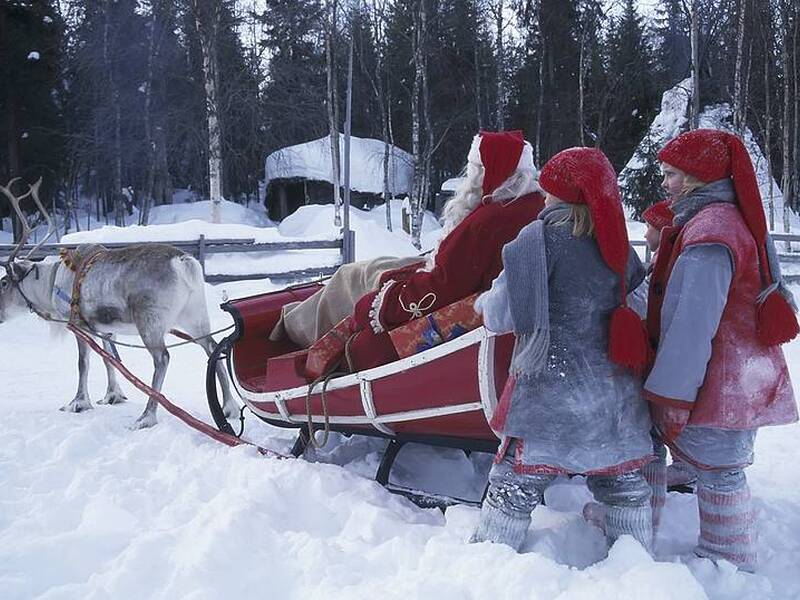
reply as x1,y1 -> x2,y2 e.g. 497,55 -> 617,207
265,135 -> 414,196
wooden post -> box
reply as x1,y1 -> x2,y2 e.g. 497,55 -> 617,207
342,20 -> 354,264
198,234 -> 206,276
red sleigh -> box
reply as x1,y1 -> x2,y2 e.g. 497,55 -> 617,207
206,281 -> 516,507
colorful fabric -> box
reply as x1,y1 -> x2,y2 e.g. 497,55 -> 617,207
695,471 -> 757,572
481,215 -> 652,475
354,192 -> 544,334
647,202 -> 797,429
387,293 -> 482,358
537,147 -> 649,372
659,129 -> 798,345
304,315 -> 357,380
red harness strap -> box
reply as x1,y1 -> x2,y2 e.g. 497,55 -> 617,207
68,322 -> 290,459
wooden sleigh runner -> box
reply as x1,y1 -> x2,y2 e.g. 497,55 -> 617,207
205,281 -> 517,508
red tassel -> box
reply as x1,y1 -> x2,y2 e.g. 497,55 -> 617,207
609,306 -> 652,374
757,290 -> 800,346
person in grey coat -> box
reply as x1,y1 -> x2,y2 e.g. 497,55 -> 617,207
469,148 -> 655,553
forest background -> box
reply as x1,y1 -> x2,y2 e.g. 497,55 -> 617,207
1,0 -> 798,244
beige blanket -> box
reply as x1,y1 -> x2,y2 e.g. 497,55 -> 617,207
270,255 -> 423,347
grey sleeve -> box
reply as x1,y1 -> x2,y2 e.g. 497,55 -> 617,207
644,244 -> 733,404
625,245 -> 647,292
628,277 -> 649,319
475,269 -> 515,334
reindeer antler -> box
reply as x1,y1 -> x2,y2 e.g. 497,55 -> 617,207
0,177 -> 54,265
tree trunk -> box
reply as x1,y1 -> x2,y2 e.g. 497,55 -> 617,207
102,1 -> 125,227
793,2 -> 799,235
781,1 -> 792,243
193,0 -> 223,223
422,24 -> 433,241
0,5 -> 22,241
494,0 -> 505,130
474,32 -> 483,129
764,19 -> 775,231
535,3 -> 544,165
733,0 -> 747,132
140,4 -> 159,225
578,26 -> 587,146
325,0 -> 342,227
410,0 -> 424,249
690,0 -> 701,129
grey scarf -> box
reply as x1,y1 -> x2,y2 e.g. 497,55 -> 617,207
504,203 -> 572,378
671,178 -> 736,226
673,178 -> 796,309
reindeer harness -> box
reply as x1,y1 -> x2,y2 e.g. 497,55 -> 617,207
58,244 -> 107,326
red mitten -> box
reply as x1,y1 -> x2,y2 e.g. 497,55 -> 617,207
650,403 -> 691,443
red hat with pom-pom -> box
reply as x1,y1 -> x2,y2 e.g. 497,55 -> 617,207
539,147 -> 651,373
642,200 -> 673,231
659,128 -> 798,346
467,130 -> 529,197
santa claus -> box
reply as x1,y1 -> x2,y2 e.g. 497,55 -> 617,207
271,130 -> 545,372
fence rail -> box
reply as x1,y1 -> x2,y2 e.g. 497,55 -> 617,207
632,234 -> 800,283
3,230 -> 798,284
0,232 -> 354,283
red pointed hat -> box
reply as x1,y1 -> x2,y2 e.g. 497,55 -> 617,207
539,147 -> 651,372
468,130 -> 526,196
659,128 -> 798,345
642,200 -> 673,231
658,129 -> 766,247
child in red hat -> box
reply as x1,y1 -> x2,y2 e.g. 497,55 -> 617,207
645,129 -> 798,571
629,200 -> 674,319
642,200 -> 673,255
470,147 -> 654,554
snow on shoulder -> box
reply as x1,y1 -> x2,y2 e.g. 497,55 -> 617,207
265,135 -> 414,196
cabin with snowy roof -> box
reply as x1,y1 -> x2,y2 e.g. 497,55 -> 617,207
264,135 -> 414,221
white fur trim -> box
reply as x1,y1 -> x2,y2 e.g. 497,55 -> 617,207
369,279 -> 395,334
467,134 -> 482,166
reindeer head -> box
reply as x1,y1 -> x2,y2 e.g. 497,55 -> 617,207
0,178 -> 54,323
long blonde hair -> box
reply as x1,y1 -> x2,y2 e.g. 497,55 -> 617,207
679,174 -> 706,197
548,196 -> 595,238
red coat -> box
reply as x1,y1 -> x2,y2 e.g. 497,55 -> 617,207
647,203 -> 797,429
349,193 -> 545,370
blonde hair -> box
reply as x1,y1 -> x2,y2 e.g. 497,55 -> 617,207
549,196 -> 595,238
679,174 -> 706,197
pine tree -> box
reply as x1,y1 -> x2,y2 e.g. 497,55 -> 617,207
601,0 -> 657,171
0,0 -> 65,238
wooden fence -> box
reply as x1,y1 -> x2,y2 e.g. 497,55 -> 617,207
3,229 -> 799,284
0,230 -> 355,283
631,233 -> 800,283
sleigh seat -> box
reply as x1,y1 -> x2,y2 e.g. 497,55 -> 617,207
216,280 -> 514,449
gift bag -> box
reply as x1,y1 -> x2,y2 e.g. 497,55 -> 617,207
389,293 -> 482,358
304,315 -> 357,380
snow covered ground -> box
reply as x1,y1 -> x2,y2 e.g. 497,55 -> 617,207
1,202 -> 799,599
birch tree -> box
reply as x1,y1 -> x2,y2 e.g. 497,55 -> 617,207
325,0 -> 343,227
780,0 -> 793,240
192,0 -> 223,223
733,0 -> 747,132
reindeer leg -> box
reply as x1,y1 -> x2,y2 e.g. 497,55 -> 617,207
128,313 -> 170,429
98,335 -> 127,405
61,335 -> 94,413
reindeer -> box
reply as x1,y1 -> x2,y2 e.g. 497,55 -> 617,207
0,178 -> 237,429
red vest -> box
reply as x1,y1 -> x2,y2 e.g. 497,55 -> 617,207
648,203 -> 797,429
